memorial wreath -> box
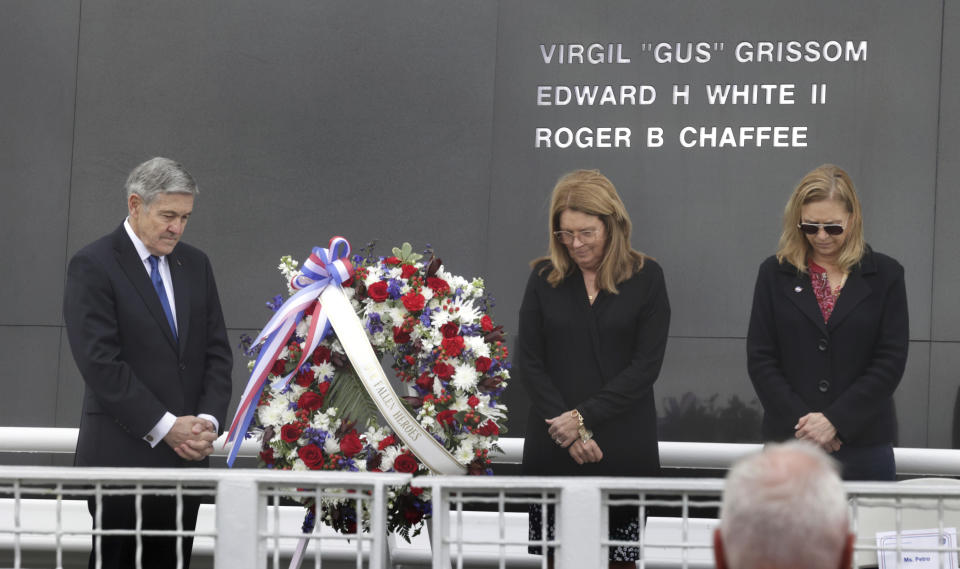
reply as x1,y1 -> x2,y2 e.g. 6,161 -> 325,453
225,239 -> 509,539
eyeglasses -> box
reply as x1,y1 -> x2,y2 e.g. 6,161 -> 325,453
553,229 -> 600,245
798,222 -> 845,236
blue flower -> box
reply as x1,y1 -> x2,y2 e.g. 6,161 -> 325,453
266,294 -> 284,311
366,313 -> 384,334
387,278 -> 404,299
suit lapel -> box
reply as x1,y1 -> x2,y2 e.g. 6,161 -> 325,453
827,253 -> 875,331
780,263 -> 828,335
169,250 -> 190,357
112,226 -> 179,351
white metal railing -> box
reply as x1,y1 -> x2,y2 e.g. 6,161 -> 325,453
0,466 -> 410,569
3,467 -> 960,567
3,427 -> 960,474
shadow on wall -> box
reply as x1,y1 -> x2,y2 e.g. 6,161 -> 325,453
658,392 -> 763,444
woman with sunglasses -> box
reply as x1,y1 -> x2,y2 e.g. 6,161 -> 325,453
747,164 -> 908,480
516,169 -> 670,566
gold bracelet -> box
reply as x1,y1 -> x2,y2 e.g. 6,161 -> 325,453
572,409 -> 593,443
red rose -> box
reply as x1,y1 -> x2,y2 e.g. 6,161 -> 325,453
403,506 -> 424,524
368,281 -> 389,302
298,391 -> 324,412
259,447 -> 275,465
312,345 -> 331,364
393,452 -> 419,473
271,359 -> 288,377
467,395 -> 480,408
427,277 -> 450,296
378,434 -> 397,450
441,336 -> 464,357
298,444 -> 324,468
437,409 -> 456,427
439,322 -> 460,338
295,368 -> 315,387
317,381 -> 330,395
339,431 -> 364,458
475,356 -> 492,372
281,424 -> 302,443
393,326 -> 411,345
415,373 -> 434,392
401,292 -> 425,312
433,362 -> 455,380
480,315 -> 494,332
384,256 -> 401,266
400,264 -> 417,279
476,420 -> 499,436
410,486 -> 424,496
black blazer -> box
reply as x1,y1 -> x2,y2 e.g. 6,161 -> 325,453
63,224 -> 233,468
746,247 -> 908,446
516,259 -> 670,477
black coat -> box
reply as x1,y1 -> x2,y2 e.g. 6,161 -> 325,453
746,248 -> 908,446
63,224 -> 233,468
516,259 -> 670,477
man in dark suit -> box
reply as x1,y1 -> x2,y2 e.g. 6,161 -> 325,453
63,157 -> 233,569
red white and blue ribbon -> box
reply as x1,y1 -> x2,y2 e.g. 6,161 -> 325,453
224,237 -> 353,467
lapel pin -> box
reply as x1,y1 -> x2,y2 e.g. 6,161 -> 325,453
794,286 -> 803,293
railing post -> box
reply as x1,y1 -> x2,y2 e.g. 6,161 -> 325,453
215,477 -> 265,569
556,482 -> 604,569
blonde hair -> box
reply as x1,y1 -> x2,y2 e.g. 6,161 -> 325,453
532,169 -> 646,293
776,164 -> 866,273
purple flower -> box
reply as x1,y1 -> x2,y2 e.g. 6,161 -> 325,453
387,279 -> 403,299
366,313 -> 384,334
266,294 -> 284,311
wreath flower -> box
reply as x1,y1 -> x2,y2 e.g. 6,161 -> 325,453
245,242 -> 509,538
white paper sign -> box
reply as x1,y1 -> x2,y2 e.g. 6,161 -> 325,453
877,528 -> 958,569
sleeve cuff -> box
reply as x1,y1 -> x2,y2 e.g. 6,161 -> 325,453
144,412 -> 176,448
197,413 -> 220,434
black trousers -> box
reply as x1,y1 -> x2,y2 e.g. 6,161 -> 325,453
88,494 -> 201,569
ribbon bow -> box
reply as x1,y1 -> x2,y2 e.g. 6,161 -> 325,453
225,237 -> 354,466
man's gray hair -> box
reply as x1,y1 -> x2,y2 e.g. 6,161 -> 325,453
125,157 -> 198,207
719,441 -> 849,569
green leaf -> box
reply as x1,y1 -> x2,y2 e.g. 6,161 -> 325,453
324,369 -> 380,428
391,242 -> 423,264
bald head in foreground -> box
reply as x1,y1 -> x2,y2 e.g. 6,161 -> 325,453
714,441 -> 855,569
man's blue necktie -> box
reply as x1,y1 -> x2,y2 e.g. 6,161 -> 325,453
148,255 -> 178,340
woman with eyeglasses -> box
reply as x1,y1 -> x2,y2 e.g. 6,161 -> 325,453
516,169 -> 670,566
747,164 -> 908,480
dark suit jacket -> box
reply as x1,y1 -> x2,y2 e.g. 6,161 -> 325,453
516,259 -> 670,477
746,247 -> 908,446
64,224 -> 233,468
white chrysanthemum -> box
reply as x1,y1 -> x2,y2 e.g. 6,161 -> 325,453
350,298 -> 361,312
296,318 -> 310,338
431,308 -> 452,328
455,442 -> 475,465
421,287 -> 434,302
291,460 -> 309,472
380,445 -> 402,471
387,266 -> 403,280
288,384 -> 307,399
371,331 -> 386,346
312,408 -> 337,430
451,298 -> 481,325
312,362 -> 335,381
343,287 -> 355,300
258,401 -> 285,427
277,346 -> 290,362
452,395 -> 470,412
330,339 -> 344,354
478,401 -> 507,421
363,271 -> 381,288
279,408 -> 297,425
464,336 -> 490,358
323,435 -> 341,455
451,363 -> 478,392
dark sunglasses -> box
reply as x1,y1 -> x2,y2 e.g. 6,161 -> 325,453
798,222 -> 845,236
